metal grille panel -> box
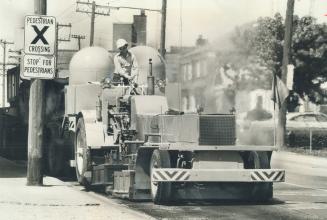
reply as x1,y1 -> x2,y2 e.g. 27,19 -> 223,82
199,115 -> 236,145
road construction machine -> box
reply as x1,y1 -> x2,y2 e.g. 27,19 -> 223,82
55,46 -> 285,204
1,45 -> 284,204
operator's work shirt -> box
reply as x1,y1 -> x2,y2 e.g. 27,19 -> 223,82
113,51 -> 138,83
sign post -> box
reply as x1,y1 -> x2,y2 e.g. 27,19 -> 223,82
25,7 -> 55,185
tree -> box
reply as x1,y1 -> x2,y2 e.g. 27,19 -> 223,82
252,13 -> 284,79
226,14 -> 284,91
231,13 -> 327,105
292,16 -> 327,104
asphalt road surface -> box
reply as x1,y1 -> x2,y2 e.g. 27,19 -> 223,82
70,151 -> 327,220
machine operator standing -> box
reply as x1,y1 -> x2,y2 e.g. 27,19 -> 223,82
114,39 -> 139,85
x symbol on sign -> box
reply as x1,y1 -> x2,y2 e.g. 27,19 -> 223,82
31,25 -> 49,45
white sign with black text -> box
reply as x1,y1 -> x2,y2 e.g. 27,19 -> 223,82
24,15 -> 56,55
22,55 -> 56,79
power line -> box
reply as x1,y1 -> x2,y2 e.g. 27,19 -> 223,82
76,1 -> 111,46
179,0 -> 183,47
271,0 -> 275,17
76,0 -> 164,48
56,2 -> 76,19
108,0 -> 121,3
309,0 -> 316,16
70,16 -> 90,25
76,1 -> 111,16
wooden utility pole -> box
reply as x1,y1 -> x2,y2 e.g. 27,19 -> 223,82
276,0 -> 294,148
90,1 -> 96,46
71,34 -> 86,50
76,1 -> 162,48
76,1 -> 110,47
27,0 -> 47,186
55,23 -> 72,73
0,40 -> 13,107
160,0 -> 167,58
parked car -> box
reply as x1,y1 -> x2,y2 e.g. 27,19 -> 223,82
237,112 -> 327,148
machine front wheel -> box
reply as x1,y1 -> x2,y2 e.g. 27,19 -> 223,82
249,151 -> 273,201
75,118 -> 92,187
150,149 -> 172,204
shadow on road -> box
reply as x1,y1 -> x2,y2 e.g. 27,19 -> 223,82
164,198 -> 285,206
0,157 -> 26,178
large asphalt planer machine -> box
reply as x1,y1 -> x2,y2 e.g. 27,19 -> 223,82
50,46 -> 285,204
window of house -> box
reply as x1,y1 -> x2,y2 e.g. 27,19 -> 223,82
182,97 -> 188,112
189,95 -> 196,112
201,60 -> 207,76
195,61 -> 201,78
214,67 -> 223,85
187,63 -> 192,80
181,65 -> 187,81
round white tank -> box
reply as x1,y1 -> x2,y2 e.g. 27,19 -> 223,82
69,47 -> 114,85
130,46 -> 166,86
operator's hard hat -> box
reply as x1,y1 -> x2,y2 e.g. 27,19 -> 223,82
116,39 -> 128,49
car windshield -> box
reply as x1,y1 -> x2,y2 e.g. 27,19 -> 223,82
291,115 -> 317,122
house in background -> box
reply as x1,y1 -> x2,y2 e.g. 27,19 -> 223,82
172,35 -> 237,114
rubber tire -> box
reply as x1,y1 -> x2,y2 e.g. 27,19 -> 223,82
75,118 -> 92,187
249,151 -> 273,201
150,149 -> 172,204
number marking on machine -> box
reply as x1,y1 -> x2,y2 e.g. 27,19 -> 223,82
68,117 -> 76,131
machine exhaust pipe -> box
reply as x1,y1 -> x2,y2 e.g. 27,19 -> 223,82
96,95 -> 102,121
147,58 -> 155,95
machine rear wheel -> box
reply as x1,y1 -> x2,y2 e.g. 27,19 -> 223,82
150,149 -> 172,204
75,118 -> 92,186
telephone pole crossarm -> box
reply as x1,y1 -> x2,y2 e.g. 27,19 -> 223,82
71,34 -> 86,50
76,0 -> 165,48
113,6 -> 161,13
76,1 -> 111,46
57,23 -> 72,42
76,1 -> 110,16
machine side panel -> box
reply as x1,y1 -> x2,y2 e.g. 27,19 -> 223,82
134,114 -> 159,142
81,110 -> 105,148
159,114 -> 199,143
130,96 -> 168,130
65,84 -> 102,115
65,85 -> 76,115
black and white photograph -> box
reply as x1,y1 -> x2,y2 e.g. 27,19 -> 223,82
0,0 -> 327,219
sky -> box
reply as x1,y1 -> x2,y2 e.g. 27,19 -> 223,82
1,0 -> 327,52
1,0 -> 327,106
